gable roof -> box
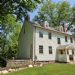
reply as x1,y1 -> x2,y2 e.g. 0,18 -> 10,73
31,22 -> 73,36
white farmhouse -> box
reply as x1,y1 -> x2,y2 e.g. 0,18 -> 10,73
18,18 -> 75,63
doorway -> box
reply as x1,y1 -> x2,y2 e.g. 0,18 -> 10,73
69,55 -> 74,61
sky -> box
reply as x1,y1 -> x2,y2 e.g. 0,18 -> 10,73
29,0 -> 75,21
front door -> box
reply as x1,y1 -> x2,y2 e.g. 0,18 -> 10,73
69,55 -> 74,61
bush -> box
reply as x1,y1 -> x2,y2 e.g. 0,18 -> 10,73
0,57 -> 7,67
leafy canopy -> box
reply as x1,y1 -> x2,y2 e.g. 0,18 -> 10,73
33,0 -> 75,31
0,0 -> 42,21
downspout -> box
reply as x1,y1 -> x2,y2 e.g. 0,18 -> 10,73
33,26 -> 36,62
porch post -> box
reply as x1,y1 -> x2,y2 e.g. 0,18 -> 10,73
65,49 -> 68,62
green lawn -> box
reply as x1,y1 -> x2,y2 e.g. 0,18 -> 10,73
1,64 -> 75,75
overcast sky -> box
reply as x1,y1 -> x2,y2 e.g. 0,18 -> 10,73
29,0 -> 75,21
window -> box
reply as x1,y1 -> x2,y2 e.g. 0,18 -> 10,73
69,55 -> 73,61
48,33 -> 52,39
57,38 -> 61,44
39,45 -> 43,53
70,37 -> 73,43
65,36 -> 67,42
67,50 -> 69,54
39,31 -> 43,38
49,46 -> 52,54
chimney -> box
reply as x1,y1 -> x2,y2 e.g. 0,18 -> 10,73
44,21 -> 49,28
61,23 -> 67,32
25,15 -> 30,22
60,26 -> 63,32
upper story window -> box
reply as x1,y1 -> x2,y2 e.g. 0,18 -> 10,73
48,33 -> 52,39
57,38 -> 61,44
70,37 -> 73,43
39,45 -> 43,54
39,31 -> 43,38
65,36 -> 67,42
49,46 -> 52,54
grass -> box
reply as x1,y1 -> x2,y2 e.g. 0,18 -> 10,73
1,63 -> 75,75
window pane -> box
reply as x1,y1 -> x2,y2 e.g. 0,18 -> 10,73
65,36 -> 67,42
57,38 -> 61,44
48,33 -> 51,39
49,46 -> 52,54
39,31 -> 43,38
39,45 -> 43,53
70,37 -> 73,43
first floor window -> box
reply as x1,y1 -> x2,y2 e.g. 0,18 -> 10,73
49,46 -> 52,54
39,45 -> 43,54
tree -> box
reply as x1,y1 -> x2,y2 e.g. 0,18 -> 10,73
0,14 -> 22,59
33,0 -> 75,31
0,0 -> 42,59
33,0 -> 56,26
0,0 -> 42,21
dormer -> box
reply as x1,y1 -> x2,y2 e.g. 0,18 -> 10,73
44,21 -> 49,28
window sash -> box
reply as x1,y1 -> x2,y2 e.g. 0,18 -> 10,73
48,33 -> 51,39
49,46 -> 52,54
57,38 -> 61,44
65,36 -> 67,42
39,32 -> 43,38
70,37 -> 73,43
39,45 -> 43,53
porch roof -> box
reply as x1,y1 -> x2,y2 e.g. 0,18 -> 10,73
56,44 -> 75,50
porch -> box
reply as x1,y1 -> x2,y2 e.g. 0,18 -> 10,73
56,44 -> 75,63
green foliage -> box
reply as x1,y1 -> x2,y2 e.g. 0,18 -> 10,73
33,0 -> 75,32
0,14 -> 22,59
34,0 -> 56,26
0,0 -> 42,21
0,0 -> 42,59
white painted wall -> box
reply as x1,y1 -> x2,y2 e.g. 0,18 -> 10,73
18,22 -> 75,62
34,27 -> 75,61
